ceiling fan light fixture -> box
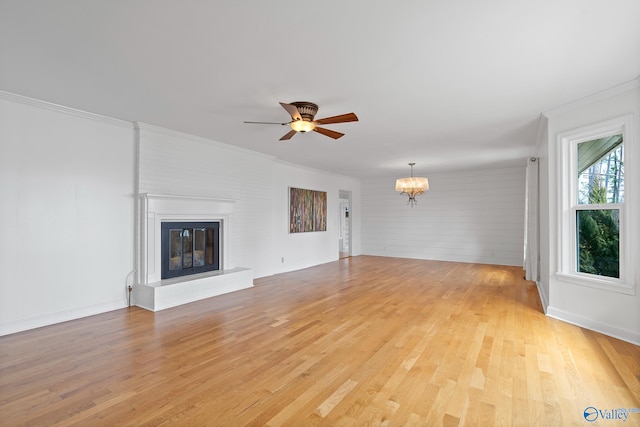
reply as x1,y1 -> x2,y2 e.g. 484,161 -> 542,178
290,120 -> 316,133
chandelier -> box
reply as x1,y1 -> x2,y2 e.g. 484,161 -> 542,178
395,163 -> 429,207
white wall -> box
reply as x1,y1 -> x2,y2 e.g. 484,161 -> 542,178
0,93 -> 136,335
138,124 -> 276,278
361,167 -> 526,266
271,161 -> 361,273
138,124 -> 362,279
541,80 -> 640,344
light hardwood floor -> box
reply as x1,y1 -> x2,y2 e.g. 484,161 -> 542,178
1,256 -> 638,426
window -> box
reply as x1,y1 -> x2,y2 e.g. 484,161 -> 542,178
576,137 -> 623,278
557,115 -> 634,294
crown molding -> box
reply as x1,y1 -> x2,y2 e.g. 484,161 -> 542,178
543,77 -> 640,118
0,90 -> 133,128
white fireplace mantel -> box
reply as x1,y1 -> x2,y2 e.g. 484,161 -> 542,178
135,193 -> 253,311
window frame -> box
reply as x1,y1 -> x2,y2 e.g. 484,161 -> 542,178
556,115 -> 635,295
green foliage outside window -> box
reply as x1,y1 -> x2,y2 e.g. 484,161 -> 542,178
576,142 -> 623,279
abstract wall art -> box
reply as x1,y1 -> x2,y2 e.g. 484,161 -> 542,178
289,187 -> 327,233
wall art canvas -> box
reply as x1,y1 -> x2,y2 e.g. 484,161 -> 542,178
289,187 -> 327,233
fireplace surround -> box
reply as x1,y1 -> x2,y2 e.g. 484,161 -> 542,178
135,194 -> 253,311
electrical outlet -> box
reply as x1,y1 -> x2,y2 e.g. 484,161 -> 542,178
281,257 -> 284,263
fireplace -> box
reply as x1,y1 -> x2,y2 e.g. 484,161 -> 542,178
161,221 -> 220,279
135,194 -> 253,311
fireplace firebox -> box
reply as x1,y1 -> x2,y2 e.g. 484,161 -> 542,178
161,222 -> 220,279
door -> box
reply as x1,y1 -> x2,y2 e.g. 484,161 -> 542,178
338,190 -> 352,259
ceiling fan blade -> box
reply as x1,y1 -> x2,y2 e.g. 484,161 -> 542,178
279,102 -> 302,121
314,127 -> 344,139
315,112 -> 359,125
280,129 -> 298,140
244,121 -> 289,125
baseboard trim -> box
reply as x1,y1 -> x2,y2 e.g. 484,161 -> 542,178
0,299 -> 128,336
546,306 -> 640,345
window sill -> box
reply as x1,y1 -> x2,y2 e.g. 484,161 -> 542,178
555,272 -> 635,295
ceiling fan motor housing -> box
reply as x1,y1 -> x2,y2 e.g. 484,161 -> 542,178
291,102 -> 318,121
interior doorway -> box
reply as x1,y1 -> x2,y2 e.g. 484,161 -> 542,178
338,190 -> 352,259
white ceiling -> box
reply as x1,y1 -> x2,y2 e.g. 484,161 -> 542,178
1,1 -> 639,178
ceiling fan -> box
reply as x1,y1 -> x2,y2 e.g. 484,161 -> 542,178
244,102 -> 359,141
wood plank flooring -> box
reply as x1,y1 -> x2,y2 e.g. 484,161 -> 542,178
1,256 -> 638,426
